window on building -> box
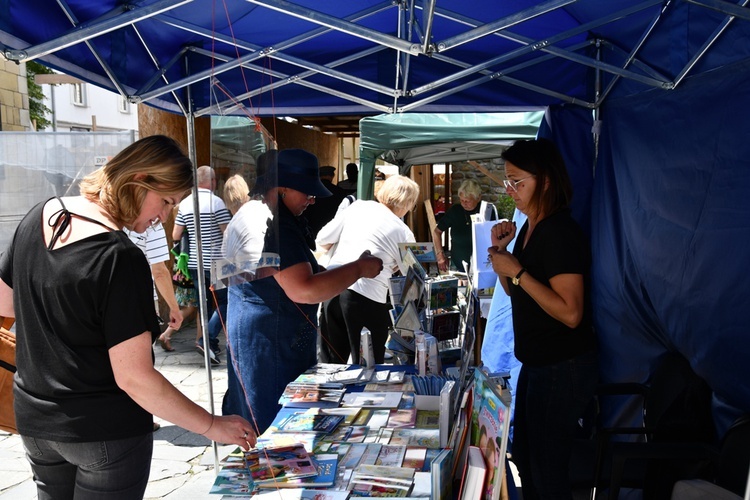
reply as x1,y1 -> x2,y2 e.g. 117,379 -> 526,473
72,83 -> 87,107
119,96 -> 131,114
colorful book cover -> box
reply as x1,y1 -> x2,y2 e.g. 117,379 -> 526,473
398,242 -> 437,263
388,428 -> 441,449
254,490 -> 350,500
428,277 -> 458,309
209,465 -> 257,496
387,408 -> 417,428
305,406 -> 361,425
471,370 -> 511,500
244,444 -> 318,484
422,448 -> 443,473
276,412 -> 344,434
256,453 -> 338,489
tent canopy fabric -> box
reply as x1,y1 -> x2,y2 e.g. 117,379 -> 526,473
356,111 -> 544,198
3,0 -> 750,432
3,1 -> 748,119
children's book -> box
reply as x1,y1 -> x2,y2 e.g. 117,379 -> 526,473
276,412 -> 344,434
470,369 -> 512,500
349,464 -> 416,497
341,391 -> 404,409
398,242 -> 437,263
256,453 -> 338,489
244,444 -> 319,485
428,277 -> 458,310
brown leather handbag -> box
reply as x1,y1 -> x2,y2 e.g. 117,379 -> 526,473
0,316 -> 17,434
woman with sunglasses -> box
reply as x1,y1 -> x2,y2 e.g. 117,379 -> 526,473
487,138 -> 598,499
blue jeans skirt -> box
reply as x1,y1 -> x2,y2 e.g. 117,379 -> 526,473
222,279 -> 318,434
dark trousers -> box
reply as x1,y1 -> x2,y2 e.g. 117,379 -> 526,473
319,289 -> 391,365
512,350 -> 598,500
22,433 -> 152,500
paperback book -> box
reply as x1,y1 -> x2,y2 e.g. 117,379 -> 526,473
256,453 -> 339,489
349,464 -> 416,497
244,444 -> 319,484
342,391 -> 404,409
388,428 -> 441,449
276,412 -> 344,434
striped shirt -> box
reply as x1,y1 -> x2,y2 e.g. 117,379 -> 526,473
125,222 -> 170,300
175,188 -> 232,271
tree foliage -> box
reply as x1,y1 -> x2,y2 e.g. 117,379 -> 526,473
26,61 -> 54,130
496,194 -> 517,221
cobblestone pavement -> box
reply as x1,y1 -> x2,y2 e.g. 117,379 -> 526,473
0,325 -> 234,500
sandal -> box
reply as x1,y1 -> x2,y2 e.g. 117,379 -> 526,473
156,334 -> 175,352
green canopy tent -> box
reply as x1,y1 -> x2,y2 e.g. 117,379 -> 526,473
356,111 -> 545,199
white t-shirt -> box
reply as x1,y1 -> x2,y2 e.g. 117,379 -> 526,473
222,200 -> 273,265
125,222 -> 170,300
316,200 -> 415,303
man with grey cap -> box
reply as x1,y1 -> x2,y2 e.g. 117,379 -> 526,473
222,149 -> 383,433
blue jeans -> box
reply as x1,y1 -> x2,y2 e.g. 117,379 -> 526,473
512,350 -> 599,500
22,433 -> 152,500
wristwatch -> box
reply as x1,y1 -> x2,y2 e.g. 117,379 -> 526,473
512,268 -> 527,286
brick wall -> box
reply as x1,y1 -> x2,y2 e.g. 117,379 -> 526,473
0,56 -> 30,131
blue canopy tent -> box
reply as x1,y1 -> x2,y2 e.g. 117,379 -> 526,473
3,0 -> 750,433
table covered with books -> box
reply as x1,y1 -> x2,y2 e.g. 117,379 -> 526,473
209,362 -> 513,500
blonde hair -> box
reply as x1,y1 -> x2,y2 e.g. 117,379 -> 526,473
224,174 -> 250,215
458,178 -> 482,200
79,135 -> 193,227
376,175 -> 420,213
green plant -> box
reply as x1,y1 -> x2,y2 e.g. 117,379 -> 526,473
495,194 -> 516,221
26,61 -> 54,130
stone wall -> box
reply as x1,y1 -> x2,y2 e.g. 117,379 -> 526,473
450,157 -> 507,204
0,56 -> 30,131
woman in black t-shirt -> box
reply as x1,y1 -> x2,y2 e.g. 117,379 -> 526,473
487,138 -> 598,500
0,135 -> 256,499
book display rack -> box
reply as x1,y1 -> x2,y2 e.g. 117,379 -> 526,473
211,362 -> 511,499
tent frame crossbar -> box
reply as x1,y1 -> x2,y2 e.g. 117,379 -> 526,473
3,0 -> 193,62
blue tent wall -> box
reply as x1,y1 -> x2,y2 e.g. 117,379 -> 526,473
592,59 -> 750,433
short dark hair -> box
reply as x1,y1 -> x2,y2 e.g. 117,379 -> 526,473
501,138 -> 572,217
346,163 -> 358,178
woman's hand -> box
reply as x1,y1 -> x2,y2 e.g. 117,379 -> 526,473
490,220 -> 516,250
204,414 -> 257,451
487,245 -> 522,279
356,250 -> 384,279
